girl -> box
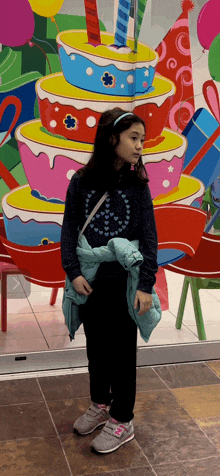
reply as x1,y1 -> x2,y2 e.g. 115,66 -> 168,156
61,107 -> 158,454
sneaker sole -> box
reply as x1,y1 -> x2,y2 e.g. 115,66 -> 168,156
91,432 -> 134,453
73,418 -> 110,435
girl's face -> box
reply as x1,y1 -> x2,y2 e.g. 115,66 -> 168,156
114,123 -> 145,170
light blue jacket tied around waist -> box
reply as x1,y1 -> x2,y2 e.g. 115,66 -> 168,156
62,236 -> 162,342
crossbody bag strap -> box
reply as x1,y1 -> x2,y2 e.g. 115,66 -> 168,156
78,192 -> 108,242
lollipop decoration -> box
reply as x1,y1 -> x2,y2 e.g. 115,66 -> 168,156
183,80 -> 220,175
84,0 -> 101,46
114,0 -> 132,47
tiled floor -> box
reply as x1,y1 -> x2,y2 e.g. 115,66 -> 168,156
1,269 -> 220,354
1,361 -> 220,474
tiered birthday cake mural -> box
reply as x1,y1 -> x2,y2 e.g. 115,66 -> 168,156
3,8 -> 194,246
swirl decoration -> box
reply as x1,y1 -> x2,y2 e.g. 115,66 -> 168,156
169,101 -> 194,132
155,0 -> 195,132
158,40 -> 167,63
175,32 -> 191,56
166,58 -> 177,69
176,66 -> 193,86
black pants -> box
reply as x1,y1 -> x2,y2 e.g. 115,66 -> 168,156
79,276 -> 138,423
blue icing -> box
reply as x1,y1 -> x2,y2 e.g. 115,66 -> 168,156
31,190 -> 64,205
59,47 -> 155,97
4,216 -> 61,246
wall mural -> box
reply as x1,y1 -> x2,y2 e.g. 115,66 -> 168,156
0,0 -> 220,340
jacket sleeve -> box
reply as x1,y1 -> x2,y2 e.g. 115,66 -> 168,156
61,174 -> 82,283
137,184 -> 158,294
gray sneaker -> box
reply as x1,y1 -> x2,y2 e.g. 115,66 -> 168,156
90,418 -> 134,453
73,404 -> 110,435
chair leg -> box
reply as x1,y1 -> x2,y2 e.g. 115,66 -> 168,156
176,276 -> 190,329
189,277 -> 206,341
1,271 -> 7,332
50,287 -> 59,306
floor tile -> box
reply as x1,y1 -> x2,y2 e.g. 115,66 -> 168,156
155,310 -> 176,328
0,336 -> 49,353
87,468 -> 155,476
153,456 -> 220,475
0,313 -> 44,339
6,297 -> 33,315
37,373 -> 90,401
168,288 -> 219,325
34,310 -> 69,336
60,431 -> 148,475
136,367 -> 167,392
133,390 -> 191,425
187,324 -> 220,341
0,437 -> 71,476
196,415 -> 220,451
172,384 -> 220,419
27,290 -> 63,313
153,363 -> 220,388
47,396 -> 93,435
0,402 -> 57,440
205,288 -> 220,301
206,360 -> 220,377
134,419 -> 219,465
0,378 -> 43,405
137,325 -> 198,346
46,333 -> 86,349
177,300 -> 220,327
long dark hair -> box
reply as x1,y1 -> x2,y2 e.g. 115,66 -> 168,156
78,107 -> 149,191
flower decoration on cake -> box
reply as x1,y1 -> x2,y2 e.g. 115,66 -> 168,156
63,114 -> 79,131
38,237 -> 54,246
101,72 -> 116,88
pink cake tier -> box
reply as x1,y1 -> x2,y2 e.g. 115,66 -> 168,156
36,72 -> 175,144
15,120 -> 187,203
143,128 -> 187,199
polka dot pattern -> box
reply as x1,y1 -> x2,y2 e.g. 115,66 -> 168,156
86,116 -> 96,128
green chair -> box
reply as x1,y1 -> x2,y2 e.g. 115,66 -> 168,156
176,276 -> 220,340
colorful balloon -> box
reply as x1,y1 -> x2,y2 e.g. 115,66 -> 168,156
208,33 -> 220,82
0,0 -> 34,47
197,0 -> 220,50
28,0 -> 64,18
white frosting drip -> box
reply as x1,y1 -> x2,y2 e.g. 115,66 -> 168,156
16,123 -> 91,169
107,45 -> 132,54
2,186 -> 64,225
58,38 -> 158,70
37,75 -> 175,110
142,133 -> 187,163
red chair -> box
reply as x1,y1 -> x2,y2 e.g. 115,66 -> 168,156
0,215 -> 59,332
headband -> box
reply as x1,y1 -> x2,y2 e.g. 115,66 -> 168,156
113,112 -> 134,127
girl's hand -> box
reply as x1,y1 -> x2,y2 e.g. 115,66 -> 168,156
72,276 -> 93,296
134,290 -> 152,316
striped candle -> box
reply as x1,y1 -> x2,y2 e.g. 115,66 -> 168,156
84,0 -> 101,46
137,0 -> 148,38
114,0 -> 132,47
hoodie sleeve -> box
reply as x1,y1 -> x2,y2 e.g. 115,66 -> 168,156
137,184 -> 158,294
61,174 -> 82,283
